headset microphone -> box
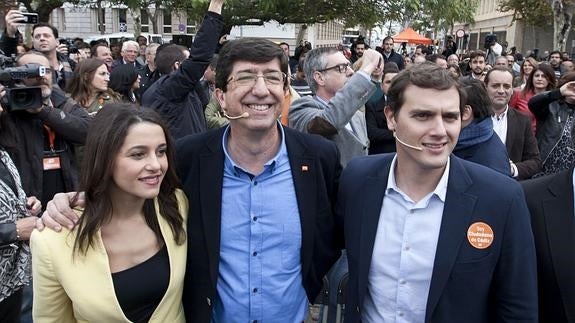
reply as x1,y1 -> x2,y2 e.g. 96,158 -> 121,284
223,111 -> 250,120
393,131 -> 423,151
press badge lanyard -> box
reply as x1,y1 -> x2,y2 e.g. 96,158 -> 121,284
43,125 -> 61,170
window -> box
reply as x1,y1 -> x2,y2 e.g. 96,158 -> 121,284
119,9 -> 127,32
141,9 -> 149,33
97,8 -> 106,32
163,9 -> 172,33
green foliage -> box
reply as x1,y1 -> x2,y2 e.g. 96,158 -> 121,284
498,0 -> 553,27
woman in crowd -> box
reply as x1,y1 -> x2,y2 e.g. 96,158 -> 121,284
447,63 -> 461,79
67,58 -> 120,115
513,57 -> 538,88
510,63 -> 556,133
31,104 -> 188,322
109,64 -> 141,105
0,85 -> 41,323
528,72 -> 575,176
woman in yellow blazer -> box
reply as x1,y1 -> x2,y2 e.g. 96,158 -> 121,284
31,104 -> 188,323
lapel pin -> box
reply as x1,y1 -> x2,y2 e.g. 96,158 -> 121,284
301,165 -> 309,172
467,221 -> 494,249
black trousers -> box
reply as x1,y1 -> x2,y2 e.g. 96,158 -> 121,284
0,288 -> 23,323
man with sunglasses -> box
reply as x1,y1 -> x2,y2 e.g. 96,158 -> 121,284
290,47 -> 382,166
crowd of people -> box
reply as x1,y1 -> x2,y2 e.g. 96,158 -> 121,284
0,0 -> 574,322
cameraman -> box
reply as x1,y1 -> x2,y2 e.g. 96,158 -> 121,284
1,10 -> 74,91
0,51 -> 90,323
485,34 -> 502,66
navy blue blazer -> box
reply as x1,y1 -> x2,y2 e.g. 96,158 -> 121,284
338,154 -> 537,323
176,126 -> 343,322
522,167 -> 575,323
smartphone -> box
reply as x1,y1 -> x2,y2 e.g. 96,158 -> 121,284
20,13 -> 38,24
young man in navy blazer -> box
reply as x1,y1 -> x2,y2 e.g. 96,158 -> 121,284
338,62 -> 537,322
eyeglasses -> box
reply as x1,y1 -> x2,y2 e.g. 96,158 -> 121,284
318,62 -> 351,74
227,71 -> 286,87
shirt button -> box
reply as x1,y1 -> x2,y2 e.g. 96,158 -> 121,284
253,321 -> 258,323
399,279 -> 406,285
253,288 -> 258,293
404,246 -> 410,251
254,181 -> 258,186
253,216 -> 258,222
398,312 -> 404,317
252,251 -> 258,256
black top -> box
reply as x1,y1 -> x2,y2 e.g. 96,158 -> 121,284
112,245 -> 169,323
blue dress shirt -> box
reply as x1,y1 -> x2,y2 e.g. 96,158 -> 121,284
212,124 -> 308,322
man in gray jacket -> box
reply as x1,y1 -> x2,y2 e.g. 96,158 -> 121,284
289,47 -> 382,166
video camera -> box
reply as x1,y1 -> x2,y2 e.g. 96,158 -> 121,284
59,38 -> 79,54
0,53 -> 45,111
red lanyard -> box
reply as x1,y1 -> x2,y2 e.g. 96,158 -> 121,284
43,125 -> 56,151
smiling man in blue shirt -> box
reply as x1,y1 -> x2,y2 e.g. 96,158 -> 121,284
176,37 -> 342,322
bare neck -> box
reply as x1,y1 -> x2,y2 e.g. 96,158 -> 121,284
227,125 -> 281,175
393,157 -> 446,202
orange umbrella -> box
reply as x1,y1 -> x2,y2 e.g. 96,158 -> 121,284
392,27 -> 433,45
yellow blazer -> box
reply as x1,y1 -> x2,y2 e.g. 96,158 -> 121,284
31,190 -> 188,323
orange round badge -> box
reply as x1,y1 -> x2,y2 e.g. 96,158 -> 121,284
467,222 -> 494,249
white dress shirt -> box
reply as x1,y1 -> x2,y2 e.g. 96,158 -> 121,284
362,156 -> 449,323
492,105 -> 509,145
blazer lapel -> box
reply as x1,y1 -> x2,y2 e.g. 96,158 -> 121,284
505,109 -> 517,155
425,157 -> 477,320
199,131 -> 225,285
285,132 -> 317,275
544,169 -> 575,321
356,158 -> 391,305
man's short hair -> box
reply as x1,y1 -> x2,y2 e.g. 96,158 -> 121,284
468,50 -> 486,61
426,54 -> 446,63
459,78 -> 493,120
387,62 -> 466,116
32,22 -> 59,39
279,42 -> 289,49
303,47 -> 339,93
91,43 -> 108,57
215,38 -> 289,92
155,44 -> 188,75
484,67 -> 513,86
122,40 -> 139,52
382,36 -> 394,44
383,62 -> 399,76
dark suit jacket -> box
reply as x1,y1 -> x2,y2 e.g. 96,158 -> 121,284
339,154 -> 537,323
522,167 -> 575,323
176,126 -> 343,322
506,108 -> 541,179
365,96 -> 395,154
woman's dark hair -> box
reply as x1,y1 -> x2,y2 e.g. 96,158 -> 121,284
67,58 -> 116,107
109,64 -> 140,103
73,104 -> 184,255
523,64 -> 556,95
